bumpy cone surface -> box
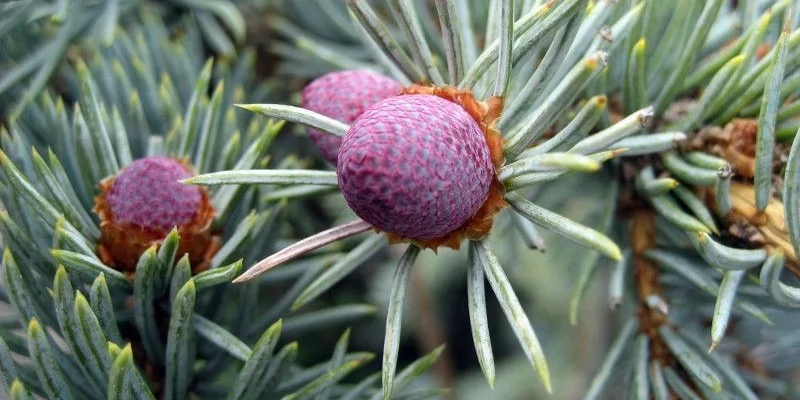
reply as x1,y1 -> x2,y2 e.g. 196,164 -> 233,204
338,94 -> 494,241
302,70 -> 402,164
107,157 -> 201,230
94,156 -> 218,274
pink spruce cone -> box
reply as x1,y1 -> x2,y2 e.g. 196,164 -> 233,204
302,70 -> 402,164
95,156 -> 219,274
106,156 -> 201,231
337,94 -> 494,241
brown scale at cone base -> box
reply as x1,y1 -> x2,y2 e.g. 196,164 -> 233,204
686,119 -> 799,275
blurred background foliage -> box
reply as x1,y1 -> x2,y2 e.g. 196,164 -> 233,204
0,1 -> 623,397
2,0 -> 800,399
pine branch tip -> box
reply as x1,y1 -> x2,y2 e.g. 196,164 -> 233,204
608,246 -> 623,261
27,318 -> 40,332
542,374 -> 553,394
289,301 -> 304,312
234,103 -> 257,112
708,341 -> 719,353
232,270 -> 258,283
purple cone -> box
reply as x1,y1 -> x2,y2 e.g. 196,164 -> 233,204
302,70 -> 401,164
337,94 -> 494,241
107,157 -> 201,231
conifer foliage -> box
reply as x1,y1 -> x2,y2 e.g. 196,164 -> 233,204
2,0 -> 800,399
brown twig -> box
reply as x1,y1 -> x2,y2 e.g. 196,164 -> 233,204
631,211 -> 674,366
